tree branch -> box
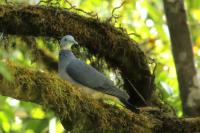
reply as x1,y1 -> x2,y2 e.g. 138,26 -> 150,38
0,63 -> 200,132
0,63 -> 152,132
0,5 -> 153,105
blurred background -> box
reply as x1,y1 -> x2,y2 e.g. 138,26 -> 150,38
0,0 -> 200,132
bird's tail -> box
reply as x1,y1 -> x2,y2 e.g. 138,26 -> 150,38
119,98 -> 139,113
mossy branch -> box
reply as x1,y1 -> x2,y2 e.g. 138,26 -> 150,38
0,63 -> 151,132
0,63 -> 200,132
0,5 -> 153,105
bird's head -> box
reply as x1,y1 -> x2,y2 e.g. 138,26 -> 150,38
60,35 -> 78,50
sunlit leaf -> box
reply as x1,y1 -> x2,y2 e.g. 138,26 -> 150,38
0,61 -> 13,81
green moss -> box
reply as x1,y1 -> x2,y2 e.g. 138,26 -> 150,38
2,63 -> 200,132
0,5 -> 154,106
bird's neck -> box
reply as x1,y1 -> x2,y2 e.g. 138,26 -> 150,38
61,43 -> 73,50
61,45 -> 72,50
59,49 -> 75,60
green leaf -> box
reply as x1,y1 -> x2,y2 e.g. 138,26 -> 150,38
0,61 -> 13,81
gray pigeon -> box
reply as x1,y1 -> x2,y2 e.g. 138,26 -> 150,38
58,35 -> 137,111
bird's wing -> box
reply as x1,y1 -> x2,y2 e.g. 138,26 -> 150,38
66,59 -> 129,100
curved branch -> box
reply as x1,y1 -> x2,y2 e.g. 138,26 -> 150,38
0,63 -> 200,132
0,63 -> 152,132
0,5 -> 153,105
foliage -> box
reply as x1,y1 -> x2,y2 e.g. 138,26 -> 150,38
0,0 -> 200,132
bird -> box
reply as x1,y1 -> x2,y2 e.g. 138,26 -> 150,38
58,35 -> 138,112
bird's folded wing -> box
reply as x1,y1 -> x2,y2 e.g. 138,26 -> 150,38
66,59 -> 129,100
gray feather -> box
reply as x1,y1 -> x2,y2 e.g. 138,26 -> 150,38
58,36 -> 137,112
66,58 -> 130,100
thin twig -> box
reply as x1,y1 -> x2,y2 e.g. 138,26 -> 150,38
128,32 -> 141,38
111,0 -> 127,15
126,78 -> 147,105
64,0 -> 98,18
107,0 -> 127,23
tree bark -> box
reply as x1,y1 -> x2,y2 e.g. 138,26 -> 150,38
0,4 -> 199,132
0,5 -> 153,106
0,63 -> 149,132
163,0 -> 200,116
0,63 -> 200,133
0,63 -> 200,132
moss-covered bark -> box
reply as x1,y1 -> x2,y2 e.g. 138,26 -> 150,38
0,63 -> 152,132
0,5 -> 153,105
1,5 -> 199,132
0,63 -> 200,132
